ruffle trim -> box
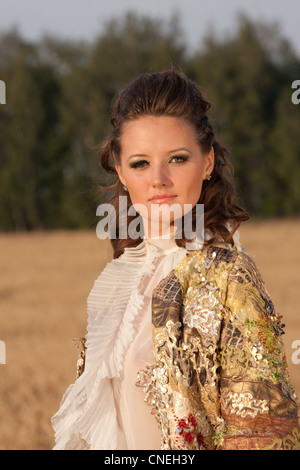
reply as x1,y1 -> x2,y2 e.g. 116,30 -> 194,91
52,241 -> 164,450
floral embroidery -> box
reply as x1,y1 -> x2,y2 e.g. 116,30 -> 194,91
244,315 -> 295,395
221,390 -> 268,418
213,425 -> 233,447
183,281 -> 222,337
172,411 -> 209,450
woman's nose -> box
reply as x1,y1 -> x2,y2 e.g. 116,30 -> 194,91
151,164 -> 171,188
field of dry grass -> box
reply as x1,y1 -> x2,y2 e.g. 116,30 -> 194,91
0,219 -> 299,450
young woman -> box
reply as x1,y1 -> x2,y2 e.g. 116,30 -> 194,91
52,70 -> 300,450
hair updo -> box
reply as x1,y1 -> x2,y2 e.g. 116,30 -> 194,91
99,69 -> 249,258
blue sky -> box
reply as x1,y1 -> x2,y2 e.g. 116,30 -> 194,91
1,0 -> 299,55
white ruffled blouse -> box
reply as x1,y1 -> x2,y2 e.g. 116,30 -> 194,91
52,236 -> 193,449
51,232 -> 241,450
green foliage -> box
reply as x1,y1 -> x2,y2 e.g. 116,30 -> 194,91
0,13 -> 299,230
189,15 -> 300,215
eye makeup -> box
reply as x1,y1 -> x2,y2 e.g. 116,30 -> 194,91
169,154 -> 189,163
129,154 -> 190,169
129,159 -> 149,169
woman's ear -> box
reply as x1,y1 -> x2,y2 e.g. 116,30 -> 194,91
206,146 -> 215,175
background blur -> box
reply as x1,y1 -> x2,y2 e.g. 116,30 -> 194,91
0,0 -> 299,450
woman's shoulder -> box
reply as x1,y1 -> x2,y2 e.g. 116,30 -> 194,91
175,241 -> 263,293
177,240 -> 254,273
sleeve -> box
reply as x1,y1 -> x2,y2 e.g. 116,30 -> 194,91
217,251 -> 300,450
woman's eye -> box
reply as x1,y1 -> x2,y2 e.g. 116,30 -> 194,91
170,155 -> 189,163
129,155 -> 188,169
129,160 -> 149,169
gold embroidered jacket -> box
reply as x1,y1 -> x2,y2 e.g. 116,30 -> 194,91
136,242 -> 300,450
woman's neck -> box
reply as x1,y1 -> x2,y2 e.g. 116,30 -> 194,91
142,218 -> 175,240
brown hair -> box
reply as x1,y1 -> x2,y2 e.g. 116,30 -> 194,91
99,69 -> 249,258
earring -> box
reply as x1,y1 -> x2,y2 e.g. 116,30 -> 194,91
206,174 -> 211,181
123,184 -> 128,191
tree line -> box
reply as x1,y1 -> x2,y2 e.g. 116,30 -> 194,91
0,12 -> 299,231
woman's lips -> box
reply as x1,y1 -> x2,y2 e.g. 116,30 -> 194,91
149,194 -> 177,204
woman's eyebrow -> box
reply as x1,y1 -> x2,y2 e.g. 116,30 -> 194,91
128,147 -> 192,160
167,147 -> 192,154
128,153 -> 148,160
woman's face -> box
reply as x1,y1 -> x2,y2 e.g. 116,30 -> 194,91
115,115 -> 214,238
